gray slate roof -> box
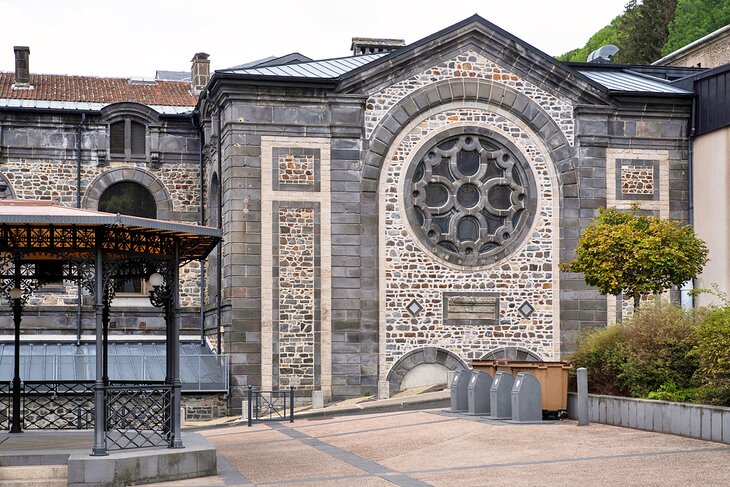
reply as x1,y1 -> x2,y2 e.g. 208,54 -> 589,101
220,50 -> 687,95
577,69 -> 692,94
220,53 -> 387,78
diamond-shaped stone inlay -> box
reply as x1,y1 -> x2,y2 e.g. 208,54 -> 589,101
518,301 -> 535,318
406,299 -> 423,317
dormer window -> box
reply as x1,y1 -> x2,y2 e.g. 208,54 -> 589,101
110,119 -> 146,160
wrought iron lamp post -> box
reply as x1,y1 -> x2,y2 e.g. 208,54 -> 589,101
9,286 -> 22,433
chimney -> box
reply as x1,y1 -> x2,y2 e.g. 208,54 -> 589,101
13,46 -> 30,86
351,38 -> 405,56
191,52 -> 210,94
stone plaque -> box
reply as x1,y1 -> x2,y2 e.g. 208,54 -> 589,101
443,292 -> 499,325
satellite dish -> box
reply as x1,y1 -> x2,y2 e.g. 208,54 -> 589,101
587,44 -> 619,63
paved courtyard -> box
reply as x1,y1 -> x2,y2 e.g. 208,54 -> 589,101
155,408 -> 730,486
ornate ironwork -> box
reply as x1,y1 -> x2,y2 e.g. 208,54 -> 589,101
105,384 -> 173,450
405,134 -> 536,266
22,381 -> 95,429
247,386 -> 295,426
0,382 -> 10,430
0,225 -> 216,262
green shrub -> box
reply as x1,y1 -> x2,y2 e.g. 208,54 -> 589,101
572,303 -> 703,399
619,304 -> 701,397
693,307 -> 730,406
646,382 -> 697,402
570,324 -> 628,396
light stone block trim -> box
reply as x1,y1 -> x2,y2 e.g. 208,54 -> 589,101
606,148 -> 670,324
261,136 -> 331,398
378,101 -> 562,384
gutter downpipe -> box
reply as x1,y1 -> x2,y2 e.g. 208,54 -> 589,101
216,109 -> 222,355
76,112 -> 86,346
197,116 -> 206,347
681,95 -> 697,311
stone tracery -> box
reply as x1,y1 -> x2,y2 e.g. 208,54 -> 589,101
406,134 -> 532,266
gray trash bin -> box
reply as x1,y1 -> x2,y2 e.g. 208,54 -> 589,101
511,372 -> 542,422
450,370 -> 469,412
467,371 -> 492,415
490,371 -> 514,419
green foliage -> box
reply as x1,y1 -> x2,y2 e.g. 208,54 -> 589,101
571,304 -> 703,398
570,324 -> 627,395
612,0 -> 678,64
561,206 -> 708,310
692,307 -> 730,406
646,382 -> 697,402
557,0 -> 729,64
662,0 -> 730,55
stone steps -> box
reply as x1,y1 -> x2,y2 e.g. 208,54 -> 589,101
0,464 -> 67,486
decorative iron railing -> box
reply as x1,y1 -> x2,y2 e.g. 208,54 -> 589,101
23,381 -> 94,430
0,382 -> 9,430
247,386 -> 294,427
105,383 -> 173,450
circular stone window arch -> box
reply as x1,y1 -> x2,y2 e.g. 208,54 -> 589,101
403,127 -> 537,267
386,347 -> 469,394
83,167 -> 172,217
480,347 -> 542,361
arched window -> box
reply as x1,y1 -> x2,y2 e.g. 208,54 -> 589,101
206,173 -> 220,302
99,181 -> 157,293
99,181 -> 157,219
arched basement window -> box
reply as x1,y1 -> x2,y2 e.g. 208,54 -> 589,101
99,181 -> 157,293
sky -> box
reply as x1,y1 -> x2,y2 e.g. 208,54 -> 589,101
0,0 -> 630,78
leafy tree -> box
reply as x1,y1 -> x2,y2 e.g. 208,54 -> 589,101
662,0 -> 730,55
561,206 -> 708,310
613,0 -> 678,64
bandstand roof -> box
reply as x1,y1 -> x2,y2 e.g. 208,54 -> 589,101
0,200 -> 221,261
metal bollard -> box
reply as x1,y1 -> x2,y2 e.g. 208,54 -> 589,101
577,367 -> 589,426
247,385 -> 253,427
289,386 -> 295,423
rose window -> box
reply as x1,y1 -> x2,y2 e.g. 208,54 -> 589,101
405,134 -> 535,266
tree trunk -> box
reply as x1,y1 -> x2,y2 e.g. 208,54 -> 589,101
633,290 -> 640,312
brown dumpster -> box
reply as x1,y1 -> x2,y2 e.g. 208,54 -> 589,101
471,359 -> 571,413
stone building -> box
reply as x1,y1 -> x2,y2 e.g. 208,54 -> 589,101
654,23 -> 730,68
0,15 -> 707,413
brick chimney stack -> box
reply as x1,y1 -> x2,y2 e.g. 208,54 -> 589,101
191,52 -> 210,94
13,46 -> 30,86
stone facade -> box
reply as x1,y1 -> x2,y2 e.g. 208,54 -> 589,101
1,15 -> 698,412
0,106 -> 203,332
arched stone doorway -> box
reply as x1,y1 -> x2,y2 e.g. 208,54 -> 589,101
386,347 -> 468,393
